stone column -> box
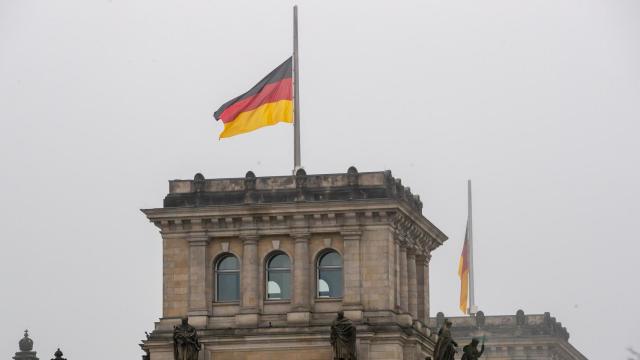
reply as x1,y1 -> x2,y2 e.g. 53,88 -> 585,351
342,228 -> 363,320
423,254 -> 431,322
188,232 -> 210,328
416,255 -> 426,322
399,244 -> 409,313
407,249 -> 418,319
289,232 -> 311,325
394,240 -> 401,310
237,234 -> 259,327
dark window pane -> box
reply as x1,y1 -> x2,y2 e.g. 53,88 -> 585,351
320,252 -> 342,267
218,256 -> 239,271
319,269 -> 342,298
269,254 -> 290,269
267,271 -> 291,299
217,273 -> 239,302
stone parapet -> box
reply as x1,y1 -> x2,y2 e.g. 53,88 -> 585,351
429,310 -> 588,360
163,167 -> 425,214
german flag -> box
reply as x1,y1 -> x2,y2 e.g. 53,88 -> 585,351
458,221 -> 470,314
214,57 -> 293,138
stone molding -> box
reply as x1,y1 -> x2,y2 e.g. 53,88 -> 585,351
146,208 -> 443,258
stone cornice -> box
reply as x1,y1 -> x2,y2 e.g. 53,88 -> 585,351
142,198 -> 447,247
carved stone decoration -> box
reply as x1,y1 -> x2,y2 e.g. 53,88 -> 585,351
436,312 -> 445,328
475,311 -> 485,327
220,242 -> 229,252
347,166 -> 359,186
193,173 -> 205,193
51,348 -> 66,360
295,168 -> 307,202
244,171 -> 256,203
347,166 -> 362,200
271,240 -> 280,250
173,318 -> 201,360
19,330 -> 33,352
330,311 -> 357,360
516,309 -> 526,326
413,194 -> 423,212
394,179 -> 403,199
544,312 -> 553,329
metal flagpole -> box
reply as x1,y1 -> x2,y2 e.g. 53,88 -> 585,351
293,5 -> 301,172
468,179 -> 478,315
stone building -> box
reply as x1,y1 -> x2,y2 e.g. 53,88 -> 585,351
428,311 -> 588,360
10,330 -> 67,360
13,330 -> 38,360
140,167 -> 448,360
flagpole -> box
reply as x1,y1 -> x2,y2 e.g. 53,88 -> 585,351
293,5 -> 301,172
468,179 -> 477,315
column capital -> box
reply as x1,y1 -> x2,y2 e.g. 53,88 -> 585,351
340,228 -> 362,240
290,232 -> 311,242
188,232 -> 210,246
239,234 -> 259,245
416,252 -> 432,265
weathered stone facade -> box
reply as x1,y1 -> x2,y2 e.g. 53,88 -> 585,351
141,168 -> 448,360
428,311 -> 587,360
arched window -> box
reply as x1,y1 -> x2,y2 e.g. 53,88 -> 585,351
215,254 -> 240,302
266,253 -> 291,300
317,251 -> 343,298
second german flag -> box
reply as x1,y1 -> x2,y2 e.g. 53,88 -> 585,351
214,57 -> 293,138
458,221 -> 470,314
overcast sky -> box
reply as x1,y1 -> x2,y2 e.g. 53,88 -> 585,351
1,0 -> 639,359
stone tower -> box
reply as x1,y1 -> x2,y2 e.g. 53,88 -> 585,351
141,167 -> 448,360
13,330 -> 38,360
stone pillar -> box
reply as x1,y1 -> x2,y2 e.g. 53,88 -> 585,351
394,240 -> 401,310
407,249 -> 418,319
423,254 -> 431,322
188,232 -> 210,328
416,254 -> 429,322
399,244 -> 409,313
237,234 -> 259,327
342,228 -> 363,320
289,232 -> 311,325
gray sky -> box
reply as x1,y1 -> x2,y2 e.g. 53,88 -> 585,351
1,0 -> 638,358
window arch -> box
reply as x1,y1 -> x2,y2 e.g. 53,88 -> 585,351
317,250 -> 343,298
215,254 -> 240,302
266,252 -> 291,300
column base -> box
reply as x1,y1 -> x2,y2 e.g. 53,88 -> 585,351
287,311 -> 311,326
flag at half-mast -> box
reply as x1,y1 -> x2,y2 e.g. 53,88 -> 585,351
214,57 -> 293,138
458,220 -> 471,314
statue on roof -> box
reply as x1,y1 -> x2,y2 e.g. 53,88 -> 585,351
461,338 -> 485,360
433,319 -> 457,360
173,318 -> 200,360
